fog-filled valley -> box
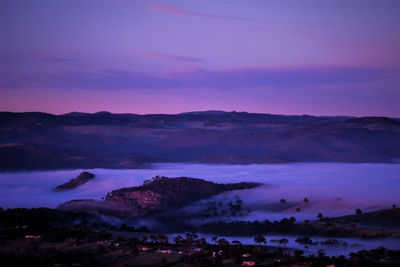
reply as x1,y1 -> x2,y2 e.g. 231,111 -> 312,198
2,162 -> 399,218
3,0 -> 400,264
3,162 -> 400,258
1,107 -> 400,265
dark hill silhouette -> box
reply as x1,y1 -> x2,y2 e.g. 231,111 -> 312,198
1,111 -> 399,170
53,171 -> 95,192
336,208 -> 400,228
58,176 -> 261,218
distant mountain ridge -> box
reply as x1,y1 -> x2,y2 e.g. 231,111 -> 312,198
0,111 -> 399,170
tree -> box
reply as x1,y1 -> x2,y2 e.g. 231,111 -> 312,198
185,232 -> 195,242
138,226 -> 150,232
120,223 -> 129,231
234,195 -> 243,209
279,238 -> 288,247
191,232 -> 198,239
185,233 -> 194,247
211,236 -> 218,245
150,234 -> 158,243
303,197 -> 309,203
280,217 -> 290,224
218,238 -> 230,247
280,198 -> 287,204
294,249 -> 304,261
197,238 -> 207,248
174,235 -> 183,245
356,208 -> 362,215
157,234 -> 169,244
317,212 -> 323,220
231,240 -> 242,246
254,235 -> 266,245
392,204 -> 397,209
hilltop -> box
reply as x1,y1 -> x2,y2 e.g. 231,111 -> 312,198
58,176 -> 261,218
335,208 -> 400,228
53,171 -> 95,192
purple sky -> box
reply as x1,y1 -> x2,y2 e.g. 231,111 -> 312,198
1,0 -> 399,116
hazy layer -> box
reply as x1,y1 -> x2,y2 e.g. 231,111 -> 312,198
0,163 -> 399,221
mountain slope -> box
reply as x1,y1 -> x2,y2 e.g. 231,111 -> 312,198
1,111 -> 399,170
58,176 -> 261,218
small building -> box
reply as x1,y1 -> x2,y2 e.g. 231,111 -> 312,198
25,235 -> 41,239
140,246 -> 152,252
242,260 -> 256,266
156,249 -> 172,254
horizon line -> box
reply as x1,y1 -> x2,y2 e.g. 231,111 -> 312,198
2,109 -> 399,119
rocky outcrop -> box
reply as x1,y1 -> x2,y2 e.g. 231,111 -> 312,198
58,176 -> 262,218
53,172 -> 95,192
106,190 -> 164,211
105,176 -> 261,212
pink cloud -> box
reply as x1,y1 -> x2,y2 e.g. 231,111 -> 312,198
127,50 -> 204,63
150,2 -> 246,21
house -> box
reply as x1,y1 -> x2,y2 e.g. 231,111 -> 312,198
156,249 -> 172,254
242,260 -> 256,266
140,246 -> 152,252
25,235 -> 41,239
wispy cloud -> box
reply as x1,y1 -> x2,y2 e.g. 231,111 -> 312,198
34,54 -> 80,65
127,50 -> 204,63
0,51 -> 85,68
1,66 -> 394,91
150,2 -> 246,21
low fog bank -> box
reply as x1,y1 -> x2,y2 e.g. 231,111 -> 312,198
0,163 -> 399,222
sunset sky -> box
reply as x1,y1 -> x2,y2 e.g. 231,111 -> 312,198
1,0 -> 399,116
